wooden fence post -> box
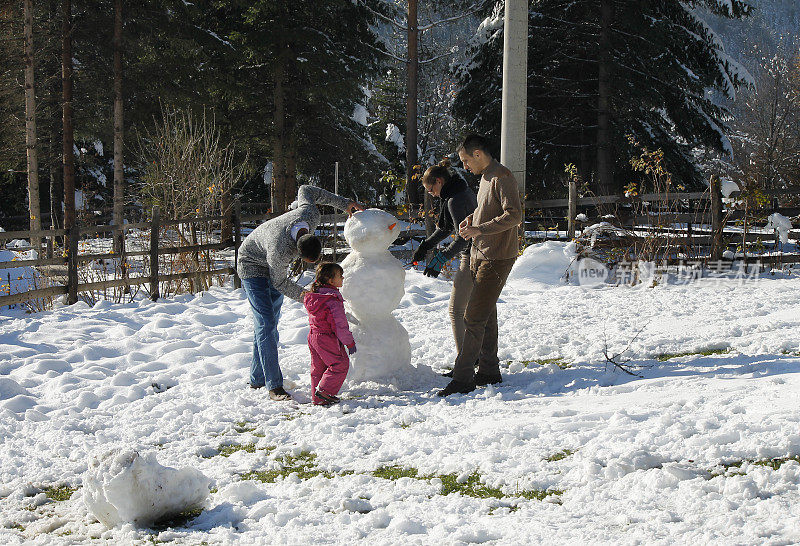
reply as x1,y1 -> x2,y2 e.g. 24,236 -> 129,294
567,176 -> 577,239
67,222 -> 79,304
150,205 -> 160,301
710,175 -> 723,261
233,197 -> 241,289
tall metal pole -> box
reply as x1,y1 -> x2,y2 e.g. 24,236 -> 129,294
501,0 -> 528,217
405,0 -> 419,207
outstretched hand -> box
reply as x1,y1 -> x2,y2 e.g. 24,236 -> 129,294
459,225 -> 480,240
346,201 -> 366,216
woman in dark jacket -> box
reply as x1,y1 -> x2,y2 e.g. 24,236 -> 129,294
412,159 -> 478,360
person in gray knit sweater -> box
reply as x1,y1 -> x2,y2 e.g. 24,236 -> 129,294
237,185 -> 363,401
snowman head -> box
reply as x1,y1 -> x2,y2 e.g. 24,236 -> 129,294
344,208 -> 400,254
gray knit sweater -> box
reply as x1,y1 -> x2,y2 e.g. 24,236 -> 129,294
237,185 -> 351,302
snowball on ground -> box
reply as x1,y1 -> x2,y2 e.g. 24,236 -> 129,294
83,448 -> 210,529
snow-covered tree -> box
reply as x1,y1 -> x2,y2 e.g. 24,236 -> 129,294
452,0 -> 753,197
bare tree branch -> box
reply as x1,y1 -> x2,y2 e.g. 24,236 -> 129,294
418,3 -> 482,32
419,49 -> 457,64
601,322 -> 651,377
355,0 -> 407,31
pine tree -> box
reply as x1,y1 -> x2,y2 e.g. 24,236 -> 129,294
192,0 -> 388,211
453,0 -> 753,196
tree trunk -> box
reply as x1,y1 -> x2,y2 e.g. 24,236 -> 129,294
272,45 -> 287,212
405,0 -> 420,208
62,0 -> 76,230
24,0 -> 42,251
113,0 -> 124,252
596,0 -> 614,206
285,129 -> 297,205
710,175 -> 723,261
220,191 -> 232,243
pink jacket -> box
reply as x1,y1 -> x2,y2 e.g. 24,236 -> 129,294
303,286 -> 355,348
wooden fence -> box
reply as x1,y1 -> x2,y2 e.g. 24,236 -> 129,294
0,200 -> 425,309
3,186 -> 799,308
524,182 -> 800,260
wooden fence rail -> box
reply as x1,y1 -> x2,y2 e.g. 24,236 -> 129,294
0,199 -> 248,308
3,188 -> 800,309
0,200 -> 426,309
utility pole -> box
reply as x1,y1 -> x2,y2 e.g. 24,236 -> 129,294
113,0 -> 124,253
501,0 -> 528,223
597,0 -> 614,203
406,0 -> 419,209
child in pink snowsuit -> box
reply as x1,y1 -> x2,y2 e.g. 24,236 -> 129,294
303,262 -> 356,405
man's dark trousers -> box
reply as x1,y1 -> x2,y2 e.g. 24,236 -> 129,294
451,257 -> 516,383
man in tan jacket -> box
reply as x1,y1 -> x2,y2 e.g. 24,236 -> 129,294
438,134 -> 522,397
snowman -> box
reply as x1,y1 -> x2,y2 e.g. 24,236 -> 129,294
341,209 -> 412,385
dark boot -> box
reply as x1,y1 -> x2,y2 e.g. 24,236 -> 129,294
475,371 -> 502,386
440,360 -> 477,378
268,387 -> 292,401
437,379 -> 476,397
314,390 -> 340,405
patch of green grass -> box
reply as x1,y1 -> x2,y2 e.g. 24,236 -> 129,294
241,451 -> 334,483
372,466 -> 561,502
516,488 -> 563,501
545,449 -> 575,462
372,466 -> 419,480
438,472 -> 505,499
43,485 -> 78,502
234,421 -> 257,433
511,357 -> 573,369
753,455 -> 800,471
656,348 -> 729,361
205,443 -> 274,459
217,443 -> 256,457
7,523 -> 24,532
712,455 -> 800,476
151,507 -> 204,531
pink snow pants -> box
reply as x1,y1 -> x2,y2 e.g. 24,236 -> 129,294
308,331 -> 350,404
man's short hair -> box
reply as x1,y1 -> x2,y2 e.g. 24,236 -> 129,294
457,134 -> 491,156
297,234 -> 322,261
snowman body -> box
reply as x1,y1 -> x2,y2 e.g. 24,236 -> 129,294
341,209 -> 412,384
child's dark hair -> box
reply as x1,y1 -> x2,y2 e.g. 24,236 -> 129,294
297,234 -> 322,262
311,262 -> 344,292
422,158 -> 453,188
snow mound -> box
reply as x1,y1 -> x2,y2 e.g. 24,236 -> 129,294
83,448 -> 210,529
507,241 -> 578,288
766,213 -> 793,244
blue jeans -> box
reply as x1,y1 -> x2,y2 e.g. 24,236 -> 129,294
242,276 -> 284,390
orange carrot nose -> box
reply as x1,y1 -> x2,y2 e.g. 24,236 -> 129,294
388,222 -> 396,230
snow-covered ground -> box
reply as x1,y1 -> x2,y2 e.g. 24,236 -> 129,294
1,242 -> 800,544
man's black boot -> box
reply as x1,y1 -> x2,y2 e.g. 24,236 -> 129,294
441,361 -> 478,378
437,379 -> 476,397
268,387 -> 292,401
474,372 -> 502,386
